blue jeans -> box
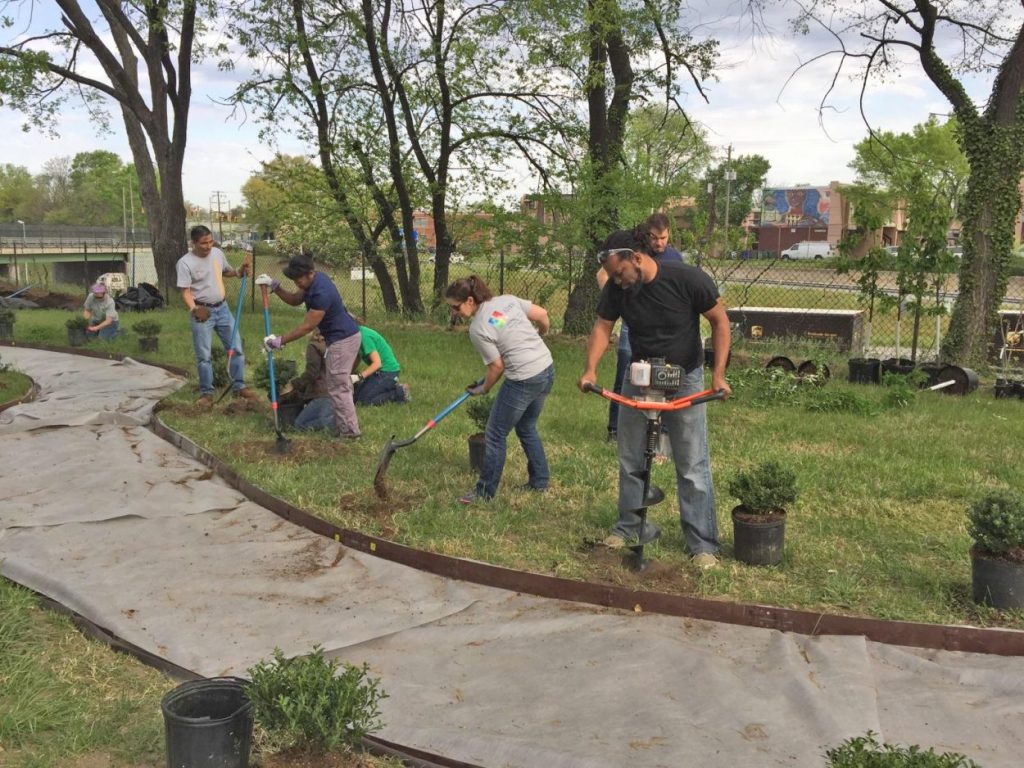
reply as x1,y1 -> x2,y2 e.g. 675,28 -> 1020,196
614,365 -> 719,555
294,397 -> 335,431
89,320 -> 120,342
608,324 -> 631,433
475,364 -> 554,499
189,303 -> 245,396
355,370 -> 402,405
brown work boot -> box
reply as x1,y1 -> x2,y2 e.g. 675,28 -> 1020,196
234,387 -> 262,402
195,394 -> 214,408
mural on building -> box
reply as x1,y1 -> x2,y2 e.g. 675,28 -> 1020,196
761,187 -> 830,226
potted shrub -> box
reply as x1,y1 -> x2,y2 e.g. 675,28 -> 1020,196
967,490 -> 1024,609
132,319 -> 162,352
0,305 -> 15,340
65,316 -> 90,346
728,460 -> 797,566
255,357 -> 298,401
465,394 -> 493,473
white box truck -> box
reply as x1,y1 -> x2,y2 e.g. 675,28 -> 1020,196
780,241 -> 834,260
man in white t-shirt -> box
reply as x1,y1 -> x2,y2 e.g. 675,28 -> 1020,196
176,225 -> 259,406
83,282 -> 120,341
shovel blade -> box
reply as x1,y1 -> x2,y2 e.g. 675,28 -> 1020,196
373,436 -> 399,497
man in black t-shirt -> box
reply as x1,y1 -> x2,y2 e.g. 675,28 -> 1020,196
578,229 -> 732,569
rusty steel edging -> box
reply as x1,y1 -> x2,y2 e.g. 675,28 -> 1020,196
151,415 -> 1024,657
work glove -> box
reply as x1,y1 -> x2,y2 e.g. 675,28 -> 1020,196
350,373 -> 363,384
466,382 -> 487,396
263,334 -> 283,351
191,305 -> 210,322
255,273 -> 280,291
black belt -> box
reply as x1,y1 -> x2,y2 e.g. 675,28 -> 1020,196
194,299 -> 225,308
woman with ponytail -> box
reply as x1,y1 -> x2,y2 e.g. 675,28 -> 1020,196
445,275 -> 554,503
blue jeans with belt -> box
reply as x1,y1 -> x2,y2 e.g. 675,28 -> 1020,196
613,365 -> 719,556
475,364 -> 555,499
189,302 -> 245,396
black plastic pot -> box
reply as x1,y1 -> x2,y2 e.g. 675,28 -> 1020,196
139,336 -> 159,352
468,433 -> 486,473
934,365 -> 978,396
162,677 -> 252,768
764,356 -> 795,373
732,508 -> 786,566
277,400 -> 304,430
971,552 -> 1024,610
67,327 -> 88,347
847,357 -> 881,384
917,363 -> 944,388
994,378 -> 1015,399
881,357 -> 915,377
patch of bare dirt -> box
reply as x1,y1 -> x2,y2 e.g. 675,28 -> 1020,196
0,280 -> 82,311
583,546 -> 698,594
338,490 -> 417,539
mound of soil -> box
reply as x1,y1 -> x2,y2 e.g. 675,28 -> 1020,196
0,280 -> 83,311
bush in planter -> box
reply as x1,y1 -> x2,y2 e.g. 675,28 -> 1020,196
967,490 -> 1024,609
245,646 -> 386,753
464,394 -> 493,473
0,306 -> 15,339
826,731 -> 980,767
254,357 -> 297,399
66,316 -> 90,331
727,460 -> 797,566
131,319 -> 162,338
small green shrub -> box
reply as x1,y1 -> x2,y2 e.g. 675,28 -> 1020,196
967,490 -> 1024,561
727,461 -> 797,514
0,306 -> 16,324
210,345 -> 229,388
881,372 -> 917,409
255,358 -> 297,395
465,394 -> 494,433
826,732 -> 980,767
803,388 -> 878,416
65,316 -> 90,331
132,320 -> 162,337
245,647 -> 386,753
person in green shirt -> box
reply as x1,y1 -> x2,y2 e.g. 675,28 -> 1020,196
353,325 -> 410,405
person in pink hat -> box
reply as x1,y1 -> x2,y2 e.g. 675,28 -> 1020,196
83,282 -> 120,341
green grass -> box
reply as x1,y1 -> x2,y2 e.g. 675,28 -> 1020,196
0,367 -> 33,403
6,305 -> 1024,631
0,578 -> 169,768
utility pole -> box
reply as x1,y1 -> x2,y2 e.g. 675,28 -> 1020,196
210,191 -> 229,242
723,144 -> 735,257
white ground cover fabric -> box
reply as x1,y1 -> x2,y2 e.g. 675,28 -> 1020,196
1,346 -> 1022,767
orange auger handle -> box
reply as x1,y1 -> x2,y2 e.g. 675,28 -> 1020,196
582,384 -> 727,411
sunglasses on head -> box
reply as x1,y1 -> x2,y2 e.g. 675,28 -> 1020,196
596,247 -> 636,264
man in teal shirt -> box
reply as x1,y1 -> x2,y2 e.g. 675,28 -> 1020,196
353,325 -> 410,405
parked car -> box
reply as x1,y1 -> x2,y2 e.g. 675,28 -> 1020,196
779,241 -> 835,260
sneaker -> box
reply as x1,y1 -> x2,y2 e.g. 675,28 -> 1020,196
335,431 -> 361,442
195,394 -> 213,408
398,383 -> 411,403
234,387 -> 262,402
458,490 -> 477,504
519,483 -> 548,493
691,552 -> 719,570
601,533 -> 627,549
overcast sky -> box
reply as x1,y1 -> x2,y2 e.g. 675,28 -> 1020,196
0,1 -> 1015,213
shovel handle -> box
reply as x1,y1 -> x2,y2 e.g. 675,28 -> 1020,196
428,378 -> 485,427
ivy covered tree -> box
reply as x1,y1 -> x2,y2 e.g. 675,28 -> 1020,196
0,0 -> 218,293
793,0 -> 1024,366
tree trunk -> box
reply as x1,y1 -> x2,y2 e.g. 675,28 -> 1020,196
942,124 -> 1024,366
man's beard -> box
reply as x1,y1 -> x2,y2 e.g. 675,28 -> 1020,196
625,278 -> 643,298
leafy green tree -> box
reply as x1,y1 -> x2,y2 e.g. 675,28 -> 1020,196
703,153 -> 770,258
849,119 -> 967,361
0,164 -> 40,221
793,1 -> 1024,366
0,0 -> 221,293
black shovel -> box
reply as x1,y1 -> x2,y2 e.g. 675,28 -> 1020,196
373,379 -> 483,498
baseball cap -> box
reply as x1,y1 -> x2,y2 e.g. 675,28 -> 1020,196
282,253 -> 315,280
90,282 -> 107,295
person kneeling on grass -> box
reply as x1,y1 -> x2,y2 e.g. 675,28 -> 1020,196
445,275 -> 554,504
285,330 -> 335,432
83,282 -> 120,341
353,325 -> 410,406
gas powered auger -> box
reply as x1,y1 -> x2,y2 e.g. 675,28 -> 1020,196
585,357 -> 726,571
